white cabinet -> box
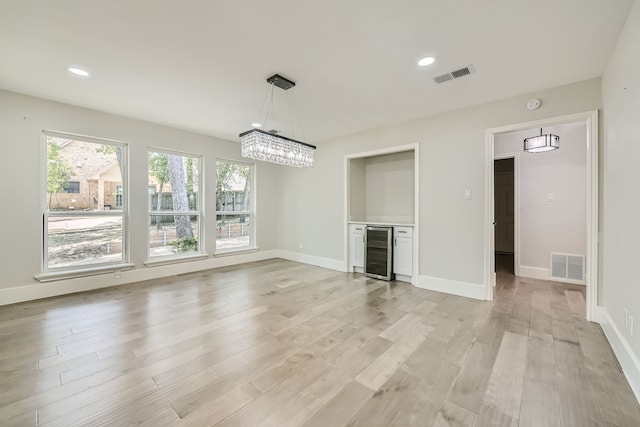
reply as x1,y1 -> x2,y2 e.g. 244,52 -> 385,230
349,224 -> 365,272
393,226 -> 413,279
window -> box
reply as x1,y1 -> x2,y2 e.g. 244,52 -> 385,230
148,150 -> 202,259
216,160 -> 254,252
43,131 -> 127,272
64,181 -> 80,193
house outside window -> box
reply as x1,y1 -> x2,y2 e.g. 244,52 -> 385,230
148,149 -> 202,259
216,160 -> 254,252
43,131 -> 128,272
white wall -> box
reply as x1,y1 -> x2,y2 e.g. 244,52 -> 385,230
363,151 -> 415,223
0,90 -> 280,303
277,141 -> 345,267
348,157 -> 366,221
601,0 -> 640,400
495,123 -> 587,278
277,78 -> 602,295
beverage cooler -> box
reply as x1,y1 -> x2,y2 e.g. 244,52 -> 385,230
365,226 -> 394,281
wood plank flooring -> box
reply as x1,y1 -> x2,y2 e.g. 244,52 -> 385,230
1,257 -> 639,426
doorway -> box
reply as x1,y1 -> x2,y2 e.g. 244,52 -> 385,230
484,110 -> 598,321
494,157 -> 515,276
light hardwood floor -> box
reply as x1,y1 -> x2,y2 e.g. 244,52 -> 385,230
1,258 -> 639,426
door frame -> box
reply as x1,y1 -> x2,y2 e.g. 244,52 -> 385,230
484,110 -> 598,321
493,154 -> 520,282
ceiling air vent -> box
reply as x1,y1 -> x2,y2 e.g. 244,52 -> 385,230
433,65 -> 474,84
434,74 -> 454,84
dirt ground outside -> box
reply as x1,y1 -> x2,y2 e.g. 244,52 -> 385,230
47,216 -> 251,267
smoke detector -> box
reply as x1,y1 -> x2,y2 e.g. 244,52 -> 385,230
527,98 -> 541,110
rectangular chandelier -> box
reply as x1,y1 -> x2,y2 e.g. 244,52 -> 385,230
239,128 -> 316,168
240,73 -> 316,168
524,130 -> 559,153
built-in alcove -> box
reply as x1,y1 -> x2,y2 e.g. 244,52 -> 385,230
348,149 -> 415,224
345,144 -> 419,284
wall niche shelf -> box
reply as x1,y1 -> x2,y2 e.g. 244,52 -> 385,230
344,144 -> 419,284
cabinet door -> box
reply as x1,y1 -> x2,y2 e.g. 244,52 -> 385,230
393,236 -> 413,276
351,232 -> 364,268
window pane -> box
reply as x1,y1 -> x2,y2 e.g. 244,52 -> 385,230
65,181 -> 80,193
216,160 -> 253,252
44,132 -> 128,273
46,136 -> 123,211
148,152 -> 199,212
48,216 -> 123,269
148,151 -> 201,259
216,213 -> 251,251
149,215 -> 200,257
216,161 -> 251,213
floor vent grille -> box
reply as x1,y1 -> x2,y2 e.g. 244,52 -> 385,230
550,253 -> 585,284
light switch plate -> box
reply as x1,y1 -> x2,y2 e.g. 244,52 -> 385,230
464,190 -> 472,200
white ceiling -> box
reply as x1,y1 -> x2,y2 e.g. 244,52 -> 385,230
0,0 -> 634,144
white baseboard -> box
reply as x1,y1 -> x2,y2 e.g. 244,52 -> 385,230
0,249 -> 280,306
395,273 -> 412,284
548,276 -> 585,286
598,307 -> 640,404
416,275 -> 485,300
519,265 -> 549,280
518,265 -> 585,285
276,250 -> 346,273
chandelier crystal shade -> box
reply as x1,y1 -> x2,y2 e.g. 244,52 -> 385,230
524,128 -> 560,153
239,73 -> 316,167
239,129 -> 315,168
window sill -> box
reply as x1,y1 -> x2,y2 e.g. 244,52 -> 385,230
214,247 -> 259,257
144,253 -> 210,267
35,263 -> 135,282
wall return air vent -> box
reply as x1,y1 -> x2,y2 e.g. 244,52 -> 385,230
433,65 -> 474,84
550,253 -> 585,285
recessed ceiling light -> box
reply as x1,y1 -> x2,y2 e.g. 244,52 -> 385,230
251,123 -> 261,128
68,67 -> 89,77
418,56 -> 436,67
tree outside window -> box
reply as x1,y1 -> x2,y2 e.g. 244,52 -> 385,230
148,150 -> 201,258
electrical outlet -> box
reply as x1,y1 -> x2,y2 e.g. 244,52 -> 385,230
299,241 -> 303,249
114,269 -> 122,279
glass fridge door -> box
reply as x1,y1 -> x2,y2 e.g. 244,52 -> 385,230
365,226 -> 393,280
